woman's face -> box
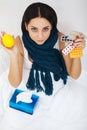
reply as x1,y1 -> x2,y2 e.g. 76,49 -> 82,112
25,17 -> 52,45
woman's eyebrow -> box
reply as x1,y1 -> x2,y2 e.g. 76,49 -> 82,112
30,26 -> 37,28
43,26 -> 51,28
30,26 -> 50,28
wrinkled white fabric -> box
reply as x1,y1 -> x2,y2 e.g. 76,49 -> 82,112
0,48 -> 87,130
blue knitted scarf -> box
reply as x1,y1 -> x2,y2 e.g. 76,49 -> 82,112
22,28 -> 68,95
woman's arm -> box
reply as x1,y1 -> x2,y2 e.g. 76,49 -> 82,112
58,32 -> 85,79
0,34 -> 24,87
8,36 -> 24,87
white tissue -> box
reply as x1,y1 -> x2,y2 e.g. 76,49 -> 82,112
16,91 -> 32,103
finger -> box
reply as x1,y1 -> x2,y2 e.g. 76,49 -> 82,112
1,31 -> 5,36
74,38 -> 85,43
75,33 -> 85,40
0,31 -> 6,44
0,36 -> 1,43
74,42 -> 85,48
0,36 -> 3,46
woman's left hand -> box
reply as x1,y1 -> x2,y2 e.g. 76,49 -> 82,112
74,33 -> 86,49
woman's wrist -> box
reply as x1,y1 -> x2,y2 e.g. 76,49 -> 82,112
70,57 -> 81,79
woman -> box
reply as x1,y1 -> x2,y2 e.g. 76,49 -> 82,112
0,2 -> 87,130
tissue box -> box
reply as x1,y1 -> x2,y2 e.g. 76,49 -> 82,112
9,89 -> 39,114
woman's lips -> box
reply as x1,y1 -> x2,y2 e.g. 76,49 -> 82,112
37,40 -> 44,43
37,40 -> 44,42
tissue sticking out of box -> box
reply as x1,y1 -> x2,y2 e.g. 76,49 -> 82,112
16,91 -> 32,103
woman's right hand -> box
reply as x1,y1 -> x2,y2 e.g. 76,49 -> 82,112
0,32 -> 24,58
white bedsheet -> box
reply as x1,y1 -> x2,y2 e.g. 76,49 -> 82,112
0,46 -> 87,130
0,73 -> 87,130
0,65 -> 87,129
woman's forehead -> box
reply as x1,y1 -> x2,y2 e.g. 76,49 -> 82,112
28,17 -> 52,27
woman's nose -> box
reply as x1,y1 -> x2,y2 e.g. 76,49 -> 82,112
37,31 -> 43,39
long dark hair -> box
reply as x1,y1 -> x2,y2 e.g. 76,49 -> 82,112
21,2 -> 58,33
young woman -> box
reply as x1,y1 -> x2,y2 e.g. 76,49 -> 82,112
0,2 -> 87,130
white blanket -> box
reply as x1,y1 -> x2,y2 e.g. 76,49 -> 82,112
0,48 -> 87,130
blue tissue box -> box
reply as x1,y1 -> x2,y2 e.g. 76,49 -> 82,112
9,89 -> 39,114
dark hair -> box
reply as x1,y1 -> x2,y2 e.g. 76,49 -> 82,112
21,2 -> 58,33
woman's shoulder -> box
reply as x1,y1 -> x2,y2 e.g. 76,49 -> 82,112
58,31 -> 64,36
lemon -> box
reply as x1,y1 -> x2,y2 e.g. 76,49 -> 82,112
2,34 -> 14,48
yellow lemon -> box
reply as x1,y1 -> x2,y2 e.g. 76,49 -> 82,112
2,34 -> 14,48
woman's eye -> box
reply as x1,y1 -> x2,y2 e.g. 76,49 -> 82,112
31,28 -> 38,32
43,28 -> 49,32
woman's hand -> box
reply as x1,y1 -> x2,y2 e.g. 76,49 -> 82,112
0,32 -> 24,58
73,33 -> 86,49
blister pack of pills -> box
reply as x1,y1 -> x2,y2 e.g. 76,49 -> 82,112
61,31 -> 83,58
62,41 -> 75,55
